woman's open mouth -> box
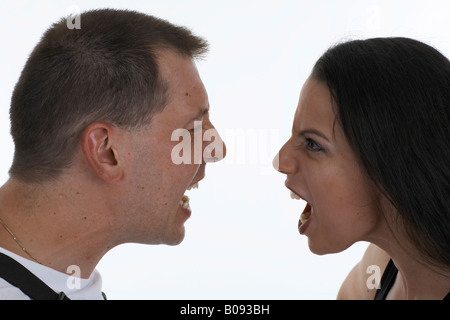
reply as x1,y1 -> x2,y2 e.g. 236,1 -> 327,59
298,202 -> 313,234
290,191 -> 313,234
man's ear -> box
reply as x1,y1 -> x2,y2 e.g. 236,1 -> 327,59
81,122 -> 124,183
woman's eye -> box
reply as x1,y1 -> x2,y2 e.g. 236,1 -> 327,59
305,138 -> 324,152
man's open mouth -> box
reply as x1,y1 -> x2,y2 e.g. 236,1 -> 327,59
180,182 -> 199,209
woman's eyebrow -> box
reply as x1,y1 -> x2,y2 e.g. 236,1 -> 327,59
299,128 -> 330,142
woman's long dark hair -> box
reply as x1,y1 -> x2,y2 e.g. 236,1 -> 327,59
312,37 -> 450,269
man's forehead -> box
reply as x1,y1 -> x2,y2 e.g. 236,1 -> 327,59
157,49 -> 198,82
157,51 -> 207,99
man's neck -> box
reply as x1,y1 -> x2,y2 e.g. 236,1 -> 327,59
0,178 -> 118,278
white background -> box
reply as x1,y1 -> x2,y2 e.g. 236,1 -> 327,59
0,0 -> 449,299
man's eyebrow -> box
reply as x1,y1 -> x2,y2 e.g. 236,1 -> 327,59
189,107 -> 209,122
183,107 -> 209,127
299,128 -> 330,142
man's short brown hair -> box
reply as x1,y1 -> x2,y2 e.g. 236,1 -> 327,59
9,9 -> 208,182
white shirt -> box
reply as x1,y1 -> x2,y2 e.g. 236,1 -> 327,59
0,247 -> 104,300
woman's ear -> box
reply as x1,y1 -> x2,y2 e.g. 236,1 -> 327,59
81,122 -> 124,183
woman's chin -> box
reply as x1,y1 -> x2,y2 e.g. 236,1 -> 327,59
307,238 -> 353,256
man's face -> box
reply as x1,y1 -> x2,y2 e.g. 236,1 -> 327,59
123,50 -> 226,245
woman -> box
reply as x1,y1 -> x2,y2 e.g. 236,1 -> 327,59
274,37 -> 449,299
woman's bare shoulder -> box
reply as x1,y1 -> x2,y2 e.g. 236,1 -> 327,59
337,243 -> 391,300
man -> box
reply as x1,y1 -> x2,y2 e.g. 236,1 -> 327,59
0,9 -> 226,299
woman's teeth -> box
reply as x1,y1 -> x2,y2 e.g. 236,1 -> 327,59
290,191 -> 312,224
290,191 -> 301,200
300,210 -> 311,224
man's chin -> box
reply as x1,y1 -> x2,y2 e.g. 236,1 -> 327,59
160,227 -> 186,246
166,238 -> 184,246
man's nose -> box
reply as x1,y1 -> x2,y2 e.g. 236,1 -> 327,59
203,124 -> 227,163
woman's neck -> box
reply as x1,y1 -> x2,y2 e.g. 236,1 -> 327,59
371,231 -> 450,299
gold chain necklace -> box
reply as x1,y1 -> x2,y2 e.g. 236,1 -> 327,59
0,217 -> 41,264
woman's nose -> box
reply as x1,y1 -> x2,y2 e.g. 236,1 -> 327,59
273,139 -> 297,174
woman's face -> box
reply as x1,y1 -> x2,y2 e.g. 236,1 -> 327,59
274,76 -> 383,254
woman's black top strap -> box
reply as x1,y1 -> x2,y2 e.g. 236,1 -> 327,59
375,259 -> 450,300
374,259 -> 397,300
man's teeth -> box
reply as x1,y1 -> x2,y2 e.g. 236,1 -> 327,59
181,183 -> 198,210
180,195 -> 190,209
290,191 -> 301,200
187,182 -> 199,191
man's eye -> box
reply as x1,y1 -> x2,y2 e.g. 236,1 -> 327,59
188,125 -> 203,137
190,125 -> 202,132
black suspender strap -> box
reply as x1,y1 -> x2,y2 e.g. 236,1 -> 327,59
0,252 -> 70,300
